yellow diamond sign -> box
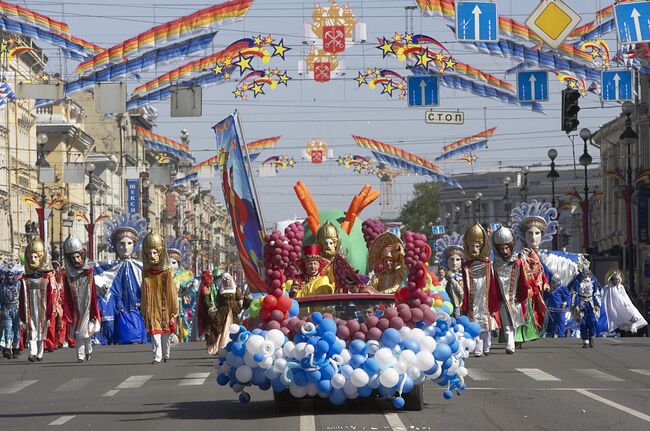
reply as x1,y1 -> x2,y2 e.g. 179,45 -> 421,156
525,0 -> 581,49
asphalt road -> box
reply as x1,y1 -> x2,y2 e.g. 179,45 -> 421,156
0,337 -> 649,431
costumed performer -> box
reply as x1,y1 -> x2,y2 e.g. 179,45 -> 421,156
166,236 -> 194,343
461,223 -> 499,357
572,272 -> 600,348
367,231 -> 407,294
19,237 -> 55,362
1,261 -> 24,359
435,233 -> 465,319
285,245 -> 334,298
44,261 -> 64,352
602,269 -> 647,334
97,278 -> 116,345
141,230 -> 179,364
544,274 -> 571,338
202,271 -> 242,354
94,213 -> 147,344
61,235 -> 101,363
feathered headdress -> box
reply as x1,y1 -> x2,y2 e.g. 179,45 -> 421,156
166,235 -> 192,269
0,260 -> 24,279
434,232 -> 464,266
103,213 -> 148,254
511,200 -> 558,249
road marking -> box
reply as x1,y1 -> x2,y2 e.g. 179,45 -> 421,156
631,369 -> 650,377
299,414 -> 315,431
0,380 -> 38,394
384,412 -> 407,430
48,415 -> 75,426
466,368 -> 492,381
116,375 -> 152,389
576,389 -> 650,424
178,372 -> 211,386
574,369 -> 623,382
516,368 -> 561,381
54,377 -> 95,392
102,389 -> 120,397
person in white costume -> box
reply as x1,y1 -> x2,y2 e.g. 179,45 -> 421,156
601,268 -> 647,334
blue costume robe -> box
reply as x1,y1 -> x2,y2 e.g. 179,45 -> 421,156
543,283 -> 570,337
95,260 -> 147,344
97,290 -> 116,345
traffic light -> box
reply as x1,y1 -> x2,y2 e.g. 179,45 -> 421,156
561,89 -> 580,133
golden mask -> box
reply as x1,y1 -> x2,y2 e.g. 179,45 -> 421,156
24,237 -> 53,274
464,224 -> 490,260
316,222 -> 341,259
142,230 -> 169,271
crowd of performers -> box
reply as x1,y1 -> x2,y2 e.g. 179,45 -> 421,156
0,212 -> 214,364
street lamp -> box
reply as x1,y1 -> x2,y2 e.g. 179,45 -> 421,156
35,133 -> 50,243
453,205 -> 461,231
579,128 -> 593,253
85,162 -> 98,261
465,199 -> 473,228
520,166 -> 529,202
475,192 -> 483,223
503,176 -> 511,225
620,101 -> 638,294
547,149 -> 560,249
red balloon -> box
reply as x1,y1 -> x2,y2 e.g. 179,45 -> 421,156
280,327 -> 290,336
271,310 -> 284,322
277,295 -> 292,312
336,325 -> 351,341
367,327 -> 382,341
359,323 -> 368,334
383,307 -> 398,320
410,307 -> 424,323
263,295 -> 278,310
267,320 -> 281,330
389,316 -> 404,329
376,318 -> 390,331
260,308 -> 272,321
346,319 -> 360,333
352,331 -> 366,341
365,315 -> 378,329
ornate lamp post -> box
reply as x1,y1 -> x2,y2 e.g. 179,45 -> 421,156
35,132 -> 50,243
620,101 -> 638,293
85,163 -> 98,261
503,176 -> 511,225
475,192 -> 483,223
520,166 -> 529,202
579,128 -> 593,253
547,149 -> 560,250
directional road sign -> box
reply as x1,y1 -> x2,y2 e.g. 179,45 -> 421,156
387,227 -> 401,238
614,1 -> 650,44
456,1 -> 499,42
601,70 -> 634,102
525,0 -> 581,49
431,225 -> 445,235
517,70 -> 549,102
407,75 -> 439,107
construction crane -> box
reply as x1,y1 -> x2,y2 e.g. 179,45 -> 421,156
375,162 -> 408,220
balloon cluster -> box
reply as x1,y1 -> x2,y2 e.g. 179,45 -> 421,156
361,219 -> 386,248
398,231 -> 434,307
333,306 -> 436,343
283,222 -> 304,281
215,312 -> 481,407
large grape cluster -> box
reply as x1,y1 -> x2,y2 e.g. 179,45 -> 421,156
361,218 -> 386,248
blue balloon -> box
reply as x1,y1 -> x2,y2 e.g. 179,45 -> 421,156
433,343 -> 452,361
316,340 -> 330,356
253,352 -> 265,362
239,392 -> 251,404
443,357 -> 453,369
465,322 -> 481,338
216,373 -> 230,386
436,319 -> 449,333
252,367 -> 267,385
311,312 -> 324,324
328,341 -> 343,356
349,339 -> 366,355
381,328 -> 401,348
443,390 -> 453,400
259,380 -> 271,391
307,337 -> 318,346
358,385 -> 373,397
329,388 -> 347,405
321,331 -> 337,346
252,328 -> 263,335
289,300 -> 299,318
393,396 -> 405,409
293,369 -> 308,386
400,339 -> 420,353
363,358 -> 379,375
294,333 -> 307,344
317,379 -> 332,394
318,318 -> 337,335
272,377 -> 286,392
449,340 -> 459,353
416,321 -> 426,329
401,376 -> 414,394
308,370 -> 322,383
378,385 -> 395,397
350,354 -> 365,369
424,363 -> 439,375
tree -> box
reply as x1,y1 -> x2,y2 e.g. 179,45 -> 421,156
399,181 -> 439,234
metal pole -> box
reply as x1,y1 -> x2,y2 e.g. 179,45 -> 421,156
584,163 -> 589,252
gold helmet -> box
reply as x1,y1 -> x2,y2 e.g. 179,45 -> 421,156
316,221 -> 341,259
464,223 -> 490,260
142,230 -> 169,271
24,237 -> 53,274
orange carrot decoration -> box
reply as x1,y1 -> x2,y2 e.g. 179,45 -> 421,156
341,184 -> 380,234
293,181 -> 320,236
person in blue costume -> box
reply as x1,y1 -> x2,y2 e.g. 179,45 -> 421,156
96,281 -> 116,345
544,274 -> 571,337
572,272 -> 601,348
1,260 -> 24,359
94,213 -> 148,344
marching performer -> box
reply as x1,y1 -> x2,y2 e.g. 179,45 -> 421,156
199,271 -> 242,354
544,274 -> 571,338
1,261 -> 24,359
166,236 -> 194,343
601,269 -> 647,334
572,273 -> 601,348
435,233 -> 465,319
285,245 -> 333,298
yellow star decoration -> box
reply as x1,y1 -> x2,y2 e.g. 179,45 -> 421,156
393,32 -> 403,42
373,68 -> 381,76
235,55 -> 254,74
233,88 -> 243,98
278,71 -> 291,86
253,35 -> 263,46
265,35 -> 274,45
396,81 -> 405,90
242,84 -> 250,91
224,72 -> 231,79
365,67 -> 374,75
590,49 -> 601,59
337,156 -> 345,165
271,39 -> 290,59
444,57 -> 457,70
354,164 -> 362,173
603,60 -> 611,69
223,57 -> 233,66
567,80 -> 577,89
377,37 -> 395,58
415,50 -> 433,68
404,33 -> 414,43
252,82 -> 265,97
212,63 -> 224,75
287,158 -> 296,168
381,81 -> 395,96
355,71 -> 367,86
271,68 -> 280,76
435,51 -> 445,62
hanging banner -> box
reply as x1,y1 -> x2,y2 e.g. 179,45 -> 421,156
126,179 -> 139,214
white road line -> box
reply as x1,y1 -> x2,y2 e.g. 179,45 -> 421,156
384,412 -> 407,431
116,375 -> 153,389
576,389 -> 650,424
54,377 -> 95,392
466,368 -> 492,381
48,415 -> 75,426
178,372 -> 211,386
516,368 -> 561,381
574,369 -> 623,382
299,414 -> 315,431
102,389 -> 120,397
631,369 -> 650,377
0,380 -> 38,394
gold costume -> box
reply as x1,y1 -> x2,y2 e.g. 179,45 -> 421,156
289,275 -> 335,298
368,232 -> 406,294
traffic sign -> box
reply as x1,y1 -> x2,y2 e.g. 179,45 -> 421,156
407,75 -> 439,107
489,223 -> 502,232
431,225 -> 445,235
601,70 -> 634,102
387,227 -> 401,238
425,110 -> 464,124
517,70 -> 549,102
614,1 -> 650,43
455,1 -> 499,42
525,0 -> 581,49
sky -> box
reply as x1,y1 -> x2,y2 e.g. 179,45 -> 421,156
24,0 -> 624,226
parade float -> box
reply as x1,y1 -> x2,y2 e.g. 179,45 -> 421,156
212,114 -> 480,411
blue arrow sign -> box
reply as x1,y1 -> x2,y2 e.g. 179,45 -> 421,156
456,1 -> 498,42
615,2 -> 650,43
431,225 -> 445,235
517,70 -> 549,102
387,227 -> 401,238
601,70 -> 633,101
407,75 -> 439,107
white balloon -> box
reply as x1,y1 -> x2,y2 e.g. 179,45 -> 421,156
365,340 -> 380,356
246,335 -> 265,355
306,382 -> 319,397
399,326 -> 411,340
429,361 -> 442,379
232,383 -> 244,393
260,356 -> 273,369
339,349 -> 351,364
294,342 -> 307,360
304,344 -> 315,356
274,348 -> 284,360
260,341 -> 275,356
283,341 -> 296,358
343,380 -> 358,397
244,353 -> 258,368
408,328 -> 425,342
331,374 -> 346,389
227,353 -> 244,368
265,367 -> 280,380
350,368 -> 369,388
341,365 -> 354,379
457,366 -> 468,378
229,324 -> 240,334
415,351 -> 435,371
289,383 -> 307,398
273,358 -> 287,372
448,357 -> 459,375
394,360 -> 407,374
456,324 -> 465,333
374,348 -> 396,368
235,365 -> 253,383
407,366 -> 421,381
266,329 -> 285,349
379,368 -> 399,388
221,363 -> 232,374
369,374 -> 381,389
420,336 -> 437,353
400,350 -> 417,367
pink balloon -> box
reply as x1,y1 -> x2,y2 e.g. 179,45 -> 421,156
352,331 -> 366,341
367,327 -> 382,341
410,307 -> 424,323
376,318 -> 390,331
267,320 -> 281,330
365,315 -> 378,329
346,319 -> 360,333
271,310 -> 284,322
336,325 -> 351,340
389,316 -> 404,329
280,327 -> 290,336
359,323 -> 368,334
383,307 -> 398,320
